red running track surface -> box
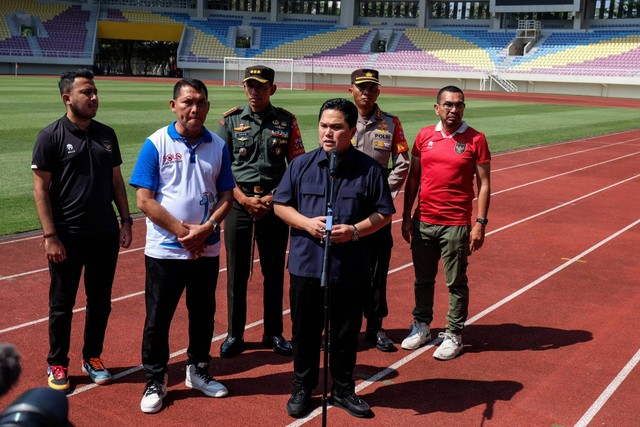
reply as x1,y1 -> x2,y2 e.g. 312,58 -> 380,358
1,128 -> 639,426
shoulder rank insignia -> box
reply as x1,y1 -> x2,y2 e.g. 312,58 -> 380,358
222,106 -> 240,117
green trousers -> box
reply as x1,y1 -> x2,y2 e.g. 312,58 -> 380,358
410,219 -> 471,335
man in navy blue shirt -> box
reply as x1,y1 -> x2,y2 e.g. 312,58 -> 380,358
273,98 -> 394,419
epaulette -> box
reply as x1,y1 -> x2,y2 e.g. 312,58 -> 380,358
275,106 -> 296,118
222,106 -> 241,117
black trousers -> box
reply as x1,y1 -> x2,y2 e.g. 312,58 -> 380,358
363,222 -> 393,329
289,274 -> 365,396
47,228 -> 119,366
223,200 -> 289,338
141,255 -> 219,382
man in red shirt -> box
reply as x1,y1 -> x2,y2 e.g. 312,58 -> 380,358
400,85 -> 491,360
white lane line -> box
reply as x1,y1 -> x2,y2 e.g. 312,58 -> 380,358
493,139 -> 640,172
66,313 -> 287,397
3,134 -> 635,250
574,347 -> 640,427
492,130 -> 640,159
4,171 -> 637,284
492,152 -> 640,196
288,218 -> 640,426
1,174 -> 638,335
489,174 -> 639,235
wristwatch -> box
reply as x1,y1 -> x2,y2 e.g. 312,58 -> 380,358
208,218 -> 220,232
351,224 -> 359,241
476,217 -> 489,226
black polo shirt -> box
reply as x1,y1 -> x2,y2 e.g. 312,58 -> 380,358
31,115 -> 122,234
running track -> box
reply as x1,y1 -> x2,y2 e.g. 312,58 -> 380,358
1,129 -> 639,426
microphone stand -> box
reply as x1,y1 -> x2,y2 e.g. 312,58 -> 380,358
321,149 -> 338,426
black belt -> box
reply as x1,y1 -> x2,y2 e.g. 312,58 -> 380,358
239,184 -> 274,196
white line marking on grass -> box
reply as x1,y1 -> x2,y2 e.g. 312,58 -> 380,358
574,347 -> 640,427
287,218 -> 640,426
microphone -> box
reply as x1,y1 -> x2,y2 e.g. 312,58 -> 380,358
328,148 -> 338,177
0,343 -> 20,397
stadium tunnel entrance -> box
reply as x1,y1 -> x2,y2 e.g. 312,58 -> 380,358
95,21 -> 182,77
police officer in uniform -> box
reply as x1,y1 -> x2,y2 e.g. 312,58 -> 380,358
216,65 -> 305,357
349,69 -> 410,352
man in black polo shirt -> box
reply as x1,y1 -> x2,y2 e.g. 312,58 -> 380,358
31,69 -> 132,392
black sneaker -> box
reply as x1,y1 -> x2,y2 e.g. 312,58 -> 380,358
287,388 -> 311,418
331,392 -> 371,418
365,329 -> 396,352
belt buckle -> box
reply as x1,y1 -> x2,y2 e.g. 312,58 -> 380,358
253,185 -> 264,194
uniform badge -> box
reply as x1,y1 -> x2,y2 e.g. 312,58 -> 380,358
275,147 -> 281,155
454,141 -> 466,154
239,147 -> 248,156
234,124 -> 251,132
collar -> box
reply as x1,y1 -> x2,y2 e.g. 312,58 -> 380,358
359,104 -> 382,124
435,120 -> 468,138
168,121 -> 213,144
241,103 -> 276,120
316,145 -> 357,168
61,114 -> 92,135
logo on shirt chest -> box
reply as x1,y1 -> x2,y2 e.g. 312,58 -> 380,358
454,141 -> 467,154
162,152 -> 183,165
99,139 -> 113,152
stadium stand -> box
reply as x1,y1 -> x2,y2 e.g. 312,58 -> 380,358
1,0 -> 639,98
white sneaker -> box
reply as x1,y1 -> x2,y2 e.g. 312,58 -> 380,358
401,320 -> 431,350
186,363 -> 228,397
140,373 -> 167,414
433,332 -> 463,360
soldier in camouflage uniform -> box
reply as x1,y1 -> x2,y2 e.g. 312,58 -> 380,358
215,65 -> 305,358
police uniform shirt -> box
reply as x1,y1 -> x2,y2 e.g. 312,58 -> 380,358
31,115 -> 122,234
351,105 -> 410,197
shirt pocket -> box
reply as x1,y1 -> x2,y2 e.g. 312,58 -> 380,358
232,130 -> 256,160
338,187 -> 367,220
299,183 -> 325,217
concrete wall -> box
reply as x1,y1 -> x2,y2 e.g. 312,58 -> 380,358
6,62 -> 640,100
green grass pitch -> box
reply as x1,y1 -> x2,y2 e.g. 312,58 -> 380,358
1,75 -> 638,236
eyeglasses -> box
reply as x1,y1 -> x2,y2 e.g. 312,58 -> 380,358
440,102 -> 465,110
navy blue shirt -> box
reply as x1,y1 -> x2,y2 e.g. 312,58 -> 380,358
273,145 -> 395,283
